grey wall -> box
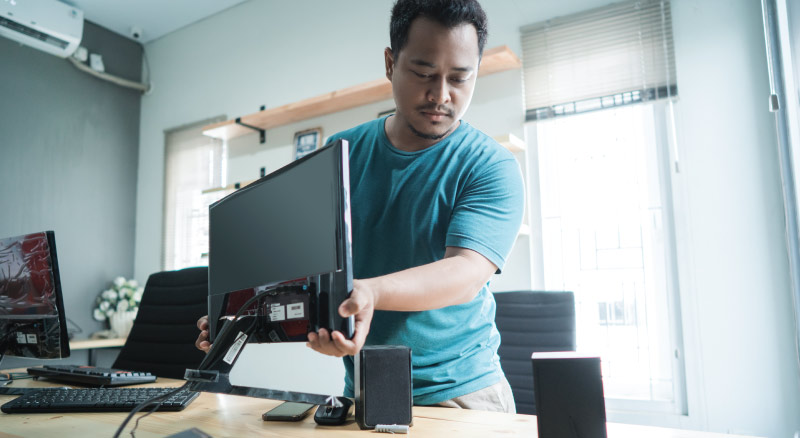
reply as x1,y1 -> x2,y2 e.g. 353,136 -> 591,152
0,21 -> 141,368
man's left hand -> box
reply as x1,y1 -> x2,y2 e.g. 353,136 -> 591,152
306,279 -> 376,357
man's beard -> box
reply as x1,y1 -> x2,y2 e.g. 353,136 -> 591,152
407,122 -> 453,141
407,103 -> 456,140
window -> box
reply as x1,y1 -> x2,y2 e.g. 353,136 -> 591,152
533,102 -> 683,411
522,0 -> 685,413
162,118 -> 229,271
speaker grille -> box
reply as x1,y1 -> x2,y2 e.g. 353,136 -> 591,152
356,346 -> 412,429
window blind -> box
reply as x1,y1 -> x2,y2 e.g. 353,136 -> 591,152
522,0 -> 677,121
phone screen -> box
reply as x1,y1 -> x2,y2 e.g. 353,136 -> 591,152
262,402 -> 315,421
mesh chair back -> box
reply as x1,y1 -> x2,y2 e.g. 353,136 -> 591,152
112,267 -> 208,379
494,291 -> 576,415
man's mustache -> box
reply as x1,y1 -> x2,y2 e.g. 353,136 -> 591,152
416,104 -> 454,117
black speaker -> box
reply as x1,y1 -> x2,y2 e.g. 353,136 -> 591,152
532,353 -> 607,438
354,345 -> 413,430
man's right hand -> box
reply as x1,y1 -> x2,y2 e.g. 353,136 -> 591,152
195,315 -> 212,353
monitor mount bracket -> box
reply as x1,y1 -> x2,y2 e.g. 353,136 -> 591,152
185,283 -> 348,407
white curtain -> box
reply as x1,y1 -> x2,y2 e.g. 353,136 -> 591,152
163,118 -> 226,270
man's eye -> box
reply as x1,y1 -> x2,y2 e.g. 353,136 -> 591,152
450,77 -> 467,84
413,71 -> 430,79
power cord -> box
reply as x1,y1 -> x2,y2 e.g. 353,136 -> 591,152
112,289 -> 275,437
111,382 -> 190,438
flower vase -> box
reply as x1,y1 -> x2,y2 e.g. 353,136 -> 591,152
109,309 -> 138,338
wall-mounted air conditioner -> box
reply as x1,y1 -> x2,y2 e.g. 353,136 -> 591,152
0,0 -> 83,58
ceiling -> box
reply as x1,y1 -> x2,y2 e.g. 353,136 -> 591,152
62,0 -> 250,44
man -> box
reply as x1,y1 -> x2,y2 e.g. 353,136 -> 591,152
197,0 -> 523,413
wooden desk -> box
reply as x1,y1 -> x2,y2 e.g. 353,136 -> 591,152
0,372 -> 762,438
69,337 -> 126,366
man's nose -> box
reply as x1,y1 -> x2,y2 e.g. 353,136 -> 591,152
427,77 -> 451,105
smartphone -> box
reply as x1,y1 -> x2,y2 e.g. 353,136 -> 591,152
262,402 -> 315,421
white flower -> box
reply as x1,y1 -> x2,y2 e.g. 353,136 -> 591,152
95,277 -> 141,322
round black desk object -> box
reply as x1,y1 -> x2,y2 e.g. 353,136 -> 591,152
314,397 -> 353,425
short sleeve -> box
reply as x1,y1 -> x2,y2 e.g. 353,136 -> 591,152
445,157 -> 525,273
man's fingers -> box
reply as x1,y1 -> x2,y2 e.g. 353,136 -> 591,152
307,329 -> 349,357
339,295 -> 366,318
196,316 -> 211,353
195,335 -> 211,353
330,331 -> 359,356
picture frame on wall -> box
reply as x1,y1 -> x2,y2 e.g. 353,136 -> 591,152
294,127 -> 322,160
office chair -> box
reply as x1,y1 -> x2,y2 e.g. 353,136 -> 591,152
112,266 -> 208,379
494,290 -> 576,415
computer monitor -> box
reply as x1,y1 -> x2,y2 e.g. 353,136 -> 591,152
188,139 -> 354,405
0,231 -> 70,360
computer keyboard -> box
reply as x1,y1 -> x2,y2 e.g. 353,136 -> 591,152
0,386 -> 199,413
27,365 -> 157,386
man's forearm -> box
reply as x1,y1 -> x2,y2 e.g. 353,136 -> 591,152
363,248 -> 496,312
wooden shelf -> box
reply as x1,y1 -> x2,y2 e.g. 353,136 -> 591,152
494,133 -> 526,153
70,337 -> 126,350
203,46 -> 521,141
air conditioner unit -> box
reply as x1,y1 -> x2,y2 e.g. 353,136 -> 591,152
0,0 -> 83,58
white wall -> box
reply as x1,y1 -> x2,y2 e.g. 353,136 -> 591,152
667,1 -> 800,436
135,1 -> 800,436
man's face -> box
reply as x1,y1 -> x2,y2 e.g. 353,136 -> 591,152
385,17 -> 480,145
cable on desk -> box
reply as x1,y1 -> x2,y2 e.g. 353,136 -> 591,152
114,290 -> 274,438
111,382 -> 190,438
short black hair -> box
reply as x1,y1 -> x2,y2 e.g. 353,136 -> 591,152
390,0 -> 488,59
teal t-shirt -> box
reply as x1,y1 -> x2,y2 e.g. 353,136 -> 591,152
327,116 -> 524,405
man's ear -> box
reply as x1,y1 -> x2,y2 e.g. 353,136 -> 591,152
384,47 -> 394,81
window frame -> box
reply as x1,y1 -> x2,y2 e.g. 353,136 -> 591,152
525,100 -> 687,416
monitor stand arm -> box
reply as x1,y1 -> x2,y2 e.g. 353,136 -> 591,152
184,316 -> 346,407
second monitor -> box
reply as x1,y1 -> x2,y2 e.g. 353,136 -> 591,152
206,139 -> 355,345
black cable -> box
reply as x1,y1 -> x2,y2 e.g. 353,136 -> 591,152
111,286 -> 281,437
128,386 -> 183,438
195,288 -> 275,371
111,382 -> 190,438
